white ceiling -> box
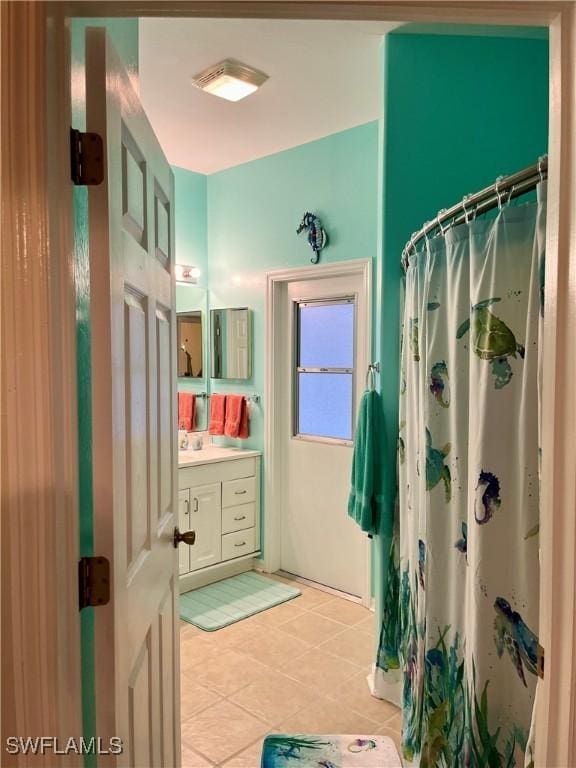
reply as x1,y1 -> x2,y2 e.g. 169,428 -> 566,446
138,19 -> 398,174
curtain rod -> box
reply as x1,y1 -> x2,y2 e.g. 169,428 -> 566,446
401,155 -> 548,270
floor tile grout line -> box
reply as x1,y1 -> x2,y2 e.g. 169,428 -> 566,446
179,579 -> 396,768
181,656 -> 394,734
224,681 -> 399,733
212,726 -> 278,768
181,698 -> 271,766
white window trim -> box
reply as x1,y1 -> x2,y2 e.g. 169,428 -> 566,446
293,296 -> 357,445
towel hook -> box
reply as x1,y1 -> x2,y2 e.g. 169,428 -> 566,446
365,362 -> 380,392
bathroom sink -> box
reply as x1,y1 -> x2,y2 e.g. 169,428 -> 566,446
178,444 -> 260,467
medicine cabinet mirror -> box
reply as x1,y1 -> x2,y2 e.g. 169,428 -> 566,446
178,312 -> 203,378
177,286 -> 208,431
210,308 -> 252,380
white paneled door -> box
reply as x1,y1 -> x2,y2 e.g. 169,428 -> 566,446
281,274 -> 368,598
86,29 -> 181,767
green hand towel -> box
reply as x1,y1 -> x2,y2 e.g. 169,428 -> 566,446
348,389 -> 385,536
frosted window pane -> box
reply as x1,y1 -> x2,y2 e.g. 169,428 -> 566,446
298,373 -> 352,440
299,303 -> 354,368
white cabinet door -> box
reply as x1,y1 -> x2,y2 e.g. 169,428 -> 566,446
189,483 -> 221,572
178,489 -> 191,575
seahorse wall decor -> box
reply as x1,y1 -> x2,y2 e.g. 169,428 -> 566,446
296,211 -> 328,264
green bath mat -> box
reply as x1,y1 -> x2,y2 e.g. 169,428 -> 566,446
180,572 -> 301,631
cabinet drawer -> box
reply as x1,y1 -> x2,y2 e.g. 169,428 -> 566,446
222,476 -> 256,508
222,503 -> 255,535
221,528 -> 256,560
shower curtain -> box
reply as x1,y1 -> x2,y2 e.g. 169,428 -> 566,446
376,186 -> 546,767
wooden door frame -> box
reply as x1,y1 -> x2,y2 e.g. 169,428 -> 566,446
264,259 -> 373,607
1,3 -> 82,766
3,2 -> 574,765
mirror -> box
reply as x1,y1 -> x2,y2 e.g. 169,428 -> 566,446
211,308 -> 252,379
176,285 -> 208,431
178,312 -> 203,378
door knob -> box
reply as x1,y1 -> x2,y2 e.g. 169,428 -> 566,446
173,527 -> 196,548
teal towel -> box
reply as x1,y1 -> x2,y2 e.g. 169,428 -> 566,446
348,389 -> 385,535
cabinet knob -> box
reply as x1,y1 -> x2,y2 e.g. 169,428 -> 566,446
234,489 -> 247,495
234,515 -> 247,521
173,527 -> 196,548
234,541 -> 246,548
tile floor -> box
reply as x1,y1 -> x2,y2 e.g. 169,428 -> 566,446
180,573 -> 401,768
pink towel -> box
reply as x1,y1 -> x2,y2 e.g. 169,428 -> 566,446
224,395 -> 249,439
208,394 -> 226,435
178,392 -> 195,431
238,400 -> 249,440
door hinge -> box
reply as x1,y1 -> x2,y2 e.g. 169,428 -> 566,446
78,556 -> 110,610
537,643 -> 545,679
70,128 -> 104,186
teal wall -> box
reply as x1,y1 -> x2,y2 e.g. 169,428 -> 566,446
379,30 -> 549,494
173,167 -> 210,427
173,166 -> 208,288
375,30 -> 549,616
71,19 -> 138,768
206,121 -> 380,450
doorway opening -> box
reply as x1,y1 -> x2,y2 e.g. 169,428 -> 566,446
266,260 -> 373,604
64,12 -> 560,764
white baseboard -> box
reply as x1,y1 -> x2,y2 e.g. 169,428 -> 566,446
179,552 -> 260,593
273,569 -> 363,605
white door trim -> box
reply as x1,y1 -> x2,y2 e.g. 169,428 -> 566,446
4,3 -> 572,765
263,259 -> 373,606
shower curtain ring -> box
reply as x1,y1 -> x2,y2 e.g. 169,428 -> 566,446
495,176 -> 506,210
437,209 -> 448,235
423,221 -> 432,245
462,195 -> 475,223
538,155 -> 546,183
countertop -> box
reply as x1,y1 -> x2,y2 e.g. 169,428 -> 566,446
178,444 -> 261,468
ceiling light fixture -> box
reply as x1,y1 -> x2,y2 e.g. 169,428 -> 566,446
191,59 -> 269,102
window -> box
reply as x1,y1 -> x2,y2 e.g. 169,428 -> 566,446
293,298 -> 355,442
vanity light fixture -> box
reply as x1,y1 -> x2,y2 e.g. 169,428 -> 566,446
191,59 -> 269,102
175,265 -> 201,284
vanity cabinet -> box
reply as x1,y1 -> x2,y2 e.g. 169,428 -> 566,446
178,450 -> 261,590
180,483 -> 221,573
178,489 -> 192,575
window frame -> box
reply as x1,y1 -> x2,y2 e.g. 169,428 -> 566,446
292,295 -> 357,446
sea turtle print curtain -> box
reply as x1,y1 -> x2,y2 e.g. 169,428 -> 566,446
377,185 -> 546,766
